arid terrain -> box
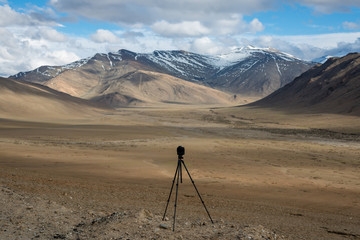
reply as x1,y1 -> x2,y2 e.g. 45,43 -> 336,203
1,104 -> 360,239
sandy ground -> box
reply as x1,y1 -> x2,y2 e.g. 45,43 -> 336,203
1,106 -> 360,239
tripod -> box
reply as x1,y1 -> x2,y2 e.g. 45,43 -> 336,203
162,146 -> 213,231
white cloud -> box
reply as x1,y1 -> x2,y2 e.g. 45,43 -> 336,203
41,28 -> 67,42
0,27 -> 80,76
249,18 -> 264,33
0,4 -> 35,26
190,37 -> 224,55
23,27 -> 68,42
213,16 -> 241,35
152,20 -> 210,37
91,29 -> 121,43
49,0 -> 272,37
212,15 -> 264,35
30,50 -> 79,69
343,21 -> 360,30
151,16 -> 265,37
325,38 -> 360,56
0,4 -> 82,76
0,4 -> 59,27
278,32 -> 360,49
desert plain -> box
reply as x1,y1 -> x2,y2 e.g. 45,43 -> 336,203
1,104 -> 360,239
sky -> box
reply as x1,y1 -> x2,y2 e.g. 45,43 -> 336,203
1,0 -> 360,76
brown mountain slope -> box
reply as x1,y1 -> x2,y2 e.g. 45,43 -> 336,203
0,77 -> 103,120
45,68 -> 240,107
252,53 -> 360,115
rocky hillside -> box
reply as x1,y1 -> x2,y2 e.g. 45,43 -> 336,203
253,53 -> 360,115
10,47 -> 313,106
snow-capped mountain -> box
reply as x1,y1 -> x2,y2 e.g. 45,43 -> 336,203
10,46 -> 313,106
208,46 -> 312,95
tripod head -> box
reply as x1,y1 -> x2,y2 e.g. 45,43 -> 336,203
177,146 -> 185,160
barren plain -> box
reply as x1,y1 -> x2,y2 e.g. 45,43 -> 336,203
1,105 -> 360,239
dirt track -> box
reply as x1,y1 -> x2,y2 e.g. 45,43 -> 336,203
1,106 -> 360,239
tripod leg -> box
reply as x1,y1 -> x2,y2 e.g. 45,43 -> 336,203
181,160 -> 214,224
162,162 -> 179,221
180,161 -> 183,183
173,161 -> 181,231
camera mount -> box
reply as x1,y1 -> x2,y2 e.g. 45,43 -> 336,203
177,146 -> 185,160
162,146 -> 213,231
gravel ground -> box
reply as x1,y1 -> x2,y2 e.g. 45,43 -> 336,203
0,185 -> 285,240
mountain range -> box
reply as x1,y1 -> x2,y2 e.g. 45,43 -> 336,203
3,47 -> 360,116
253,52 -> 360,115
10,46 -> 313,107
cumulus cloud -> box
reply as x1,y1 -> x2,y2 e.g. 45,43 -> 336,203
36,50 -> 79,67
23,27 -> 68,42
325,38 -> 360,56
41,28 -> 67,42
0,27 -> 80,76
0,4 -> 59,27
151,16 -> 265,37
249,19 -> 264,33
0,4 -> 37,26
0,4 -> 79,76
152,20 -> 210,37
210,15 -> 264,35
213,16 -> 241,35
91,29 -> 121,43
190,37 -> 224,55
49,0 -> 271,36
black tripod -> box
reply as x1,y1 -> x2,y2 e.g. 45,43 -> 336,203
162,146 -> 214,231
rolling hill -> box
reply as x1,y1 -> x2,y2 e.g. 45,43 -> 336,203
0,77 -> 103,120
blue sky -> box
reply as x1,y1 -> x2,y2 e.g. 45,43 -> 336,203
1,0 -> 360,76
250,4 -> 360,35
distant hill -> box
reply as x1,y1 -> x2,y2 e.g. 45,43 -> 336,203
0,77 -> 103,120
252,53 -> 360,115
10,47 -> 313,107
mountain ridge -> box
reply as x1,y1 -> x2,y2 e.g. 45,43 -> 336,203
10,46 -> 314,107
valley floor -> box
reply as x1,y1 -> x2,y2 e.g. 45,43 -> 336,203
1,106 -> 360,239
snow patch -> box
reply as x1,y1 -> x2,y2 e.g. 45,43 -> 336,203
106,54 -> 113,67
62,57 -> 91,70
